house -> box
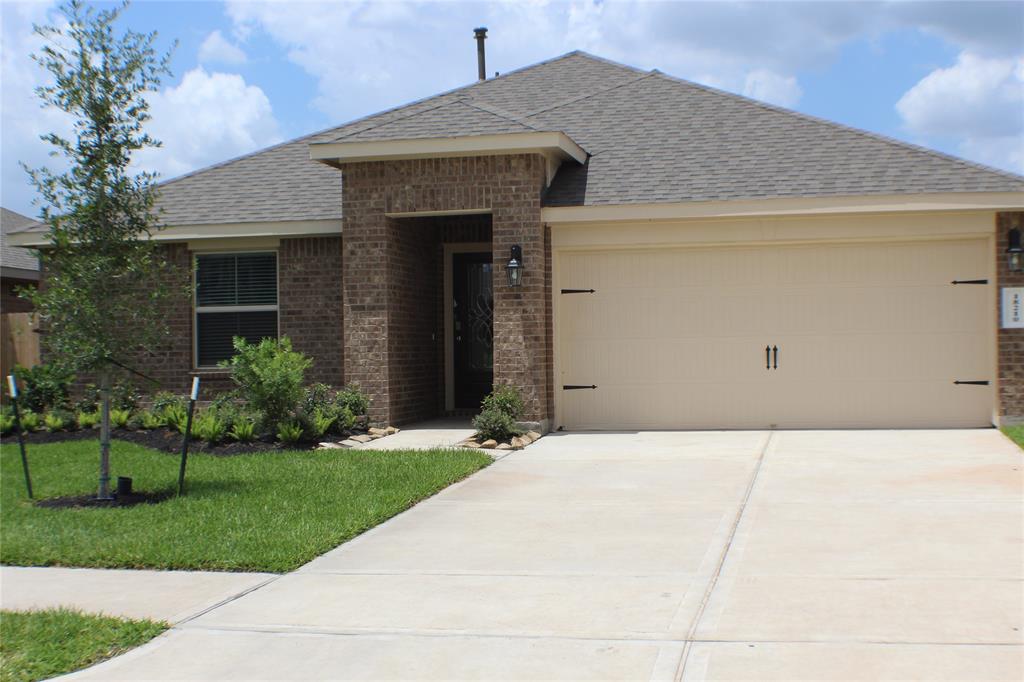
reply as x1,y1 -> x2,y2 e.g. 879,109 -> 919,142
9,50 -> 1024,430
1,208 -> 41,313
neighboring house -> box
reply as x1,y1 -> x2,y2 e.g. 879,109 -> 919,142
1,208 -> 41,313
10,51 -> 1024,429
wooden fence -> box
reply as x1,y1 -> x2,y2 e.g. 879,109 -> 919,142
1,313 -> 40,381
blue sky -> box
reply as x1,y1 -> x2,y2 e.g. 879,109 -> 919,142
2,1 -> 1022,217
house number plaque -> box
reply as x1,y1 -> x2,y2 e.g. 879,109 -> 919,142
1003,287 -> 1024,329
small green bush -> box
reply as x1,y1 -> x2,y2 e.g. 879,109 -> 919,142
335,384 -> 370,417
310,409 -> 335,438
472,408 -> 521,442
163,404 -> 189,434
13,363 -> 74,413
151,391 -> 186,415
137,410 -> 165,429
229,418 -> 256,442
1,413 -> 15,436
335,405 -> 356,433
277,419 -> 305,444
76,379 -> 141,413
76,410 -> 100,429
221,337 -> 311,430
193,412 -> 227,443
19,412 -> 40,432
43,412 -> 68,432
481,384 -> 524,420
109,409 -> 131,428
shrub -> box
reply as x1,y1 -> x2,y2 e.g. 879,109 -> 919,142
221,337 -> 311,430
335,384 -> 369,417
13,363 -> 74,413
43,411 -> 69,432
137,410 -> 165,429
151,391 -> 186,415
472,408 -> 521,443
193,412 -> 227,443
164,404 -> 189,434
229,418 -> 256,442
76,379 -> 141,413
276,419 -> 305,444
19,412 -> 40,432
310,409 -> 336,438
481,385 -> 524,420
108,408 -> 131,428
1,413 -> 15,436
335,405 -> 356,433
76,410 -> 100,429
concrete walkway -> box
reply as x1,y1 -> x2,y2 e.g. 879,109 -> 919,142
0,567 -> 274,624
61,429 -> 1022,680
359,417 -> 475,450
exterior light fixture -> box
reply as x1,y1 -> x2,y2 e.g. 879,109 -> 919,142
1008,226 -> 1023,273
507,245 -> 523,287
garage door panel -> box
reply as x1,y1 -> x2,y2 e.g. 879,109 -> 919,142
557,239 -> 992,430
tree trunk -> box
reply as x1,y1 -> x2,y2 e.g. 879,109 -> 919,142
98,368 -> 112,499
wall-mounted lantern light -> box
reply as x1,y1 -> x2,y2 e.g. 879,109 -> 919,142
1008,226 -> 1023,273
507,245 -> 523,287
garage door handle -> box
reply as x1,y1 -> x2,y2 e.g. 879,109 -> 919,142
953,380 -> 989,385
563,385 -> 597,390
766,346 -> 771,370
773,345 -> 778,370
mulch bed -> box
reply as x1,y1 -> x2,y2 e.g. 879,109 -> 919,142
0,425 -> 357,456
35,490 -> 173,509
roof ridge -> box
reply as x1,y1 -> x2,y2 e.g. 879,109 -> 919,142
521,71 -> 656,119
647,70 -> 1024,184
459,99 -> 541,131
156,51 -> 596,189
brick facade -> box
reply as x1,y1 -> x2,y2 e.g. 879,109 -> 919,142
997,212 -> 1024,424
340,155 -> 551,425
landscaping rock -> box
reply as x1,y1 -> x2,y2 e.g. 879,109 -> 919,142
318,442 -> 344,449
495,443 -> 513,450
526,431 -> 542,443
340,439 -> 363,448
368,427 -> 388,437
511,436 -> 528,449
351,434 -> 373,443
386,426 -> 398,435
462,441 -> 482,448
480,439 -> 498,449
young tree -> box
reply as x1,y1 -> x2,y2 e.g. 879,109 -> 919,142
25,0 -> 179,499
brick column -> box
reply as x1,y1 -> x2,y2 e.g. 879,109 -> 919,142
997,212 -> 1024,424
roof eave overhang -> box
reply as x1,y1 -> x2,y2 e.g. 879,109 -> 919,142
6,218 -> 343,248
309,131 -> 588,187
541,191 -> 1024,224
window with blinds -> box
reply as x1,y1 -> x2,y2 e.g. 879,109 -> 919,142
195,252 -> 278,367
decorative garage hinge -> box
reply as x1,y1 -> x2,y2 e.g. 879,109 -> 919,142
953,380 -> 990,386
563,384 -> 597,390
560,288 -> 596,294
950,279 -> 988,285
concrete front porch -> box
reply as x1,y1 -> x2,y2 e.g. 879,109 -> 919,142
65,429 -> 1022,681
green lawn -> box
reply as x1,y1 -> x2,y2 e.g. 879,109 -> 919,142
1003,425 -> 1024,450
1,439 -> 490,572
0,608 -> 166,682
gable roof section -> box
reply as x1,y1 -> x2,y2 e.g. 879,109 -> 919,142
153,51 -> 1023,226
0,208 -> 41,275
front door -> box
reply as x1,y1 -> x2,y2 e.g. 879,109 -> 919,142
453,252 -> 494,409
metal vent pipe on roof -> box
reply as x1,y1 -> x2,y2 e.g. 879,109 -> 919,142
474,27 -> 487,81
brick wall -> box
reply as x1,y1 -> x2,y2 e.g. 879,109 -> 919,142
279,236 -> 344,386
997,212 -> 1024,423
2,277 -> 36,313
341,155 -> 550,425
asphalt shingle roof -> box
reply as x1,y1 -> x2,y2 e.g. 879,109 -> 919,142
153,51 -> 1023,226
0,208 -> 41,272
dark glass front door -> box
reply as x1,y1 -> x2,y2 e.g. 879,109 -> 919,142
453,252 -> 493,409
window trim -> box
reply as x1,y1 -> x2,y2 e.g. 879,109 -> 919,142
193,250 -> 280,370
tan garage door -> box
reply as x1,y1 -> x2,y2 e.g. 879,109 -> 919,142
556,239 -> 993,429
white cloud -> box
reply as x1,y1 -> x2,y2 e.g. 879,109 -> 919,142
742,69 -> 803,107
134,67 -> 282,179
198,29 -> 247,66
897,51 -> 1023,171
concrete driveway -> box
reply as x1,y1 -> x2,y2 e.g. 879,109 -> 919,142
67,429 -> 1022,681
